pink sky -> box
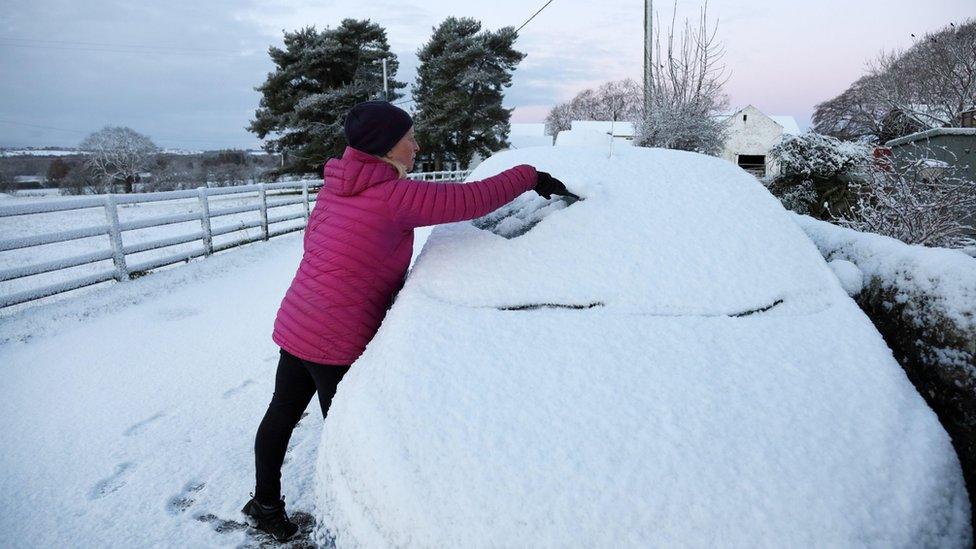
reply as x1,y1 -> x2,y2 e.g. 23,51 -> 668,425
505,0 -> 976,128
2,0 -> 973,147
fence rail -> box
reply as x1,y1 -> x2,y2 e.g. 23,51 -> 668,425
0,170 -> 472,309
407,169 -> 472,182
0,181 -> 318,308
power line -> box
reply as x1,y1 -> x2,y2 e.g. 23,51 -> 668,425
393,0 -> 557,108
515,0 -> 557,33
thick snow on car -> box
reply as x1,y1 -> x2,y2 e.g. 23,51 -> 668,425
315,145 -> 971,547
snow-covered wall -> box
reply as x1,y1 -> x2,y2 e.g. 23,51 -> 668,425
720,105 -> 792,177
793,213 -> 976,529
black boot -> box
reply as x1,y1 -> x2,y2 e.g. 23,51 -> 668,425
241,496 -> 299,542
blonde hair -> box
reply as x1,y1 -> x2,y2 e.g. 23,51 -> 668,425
378,155 -> 407,178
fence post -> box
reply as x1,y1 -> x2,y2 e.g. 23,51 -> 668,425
301,180 -> 310,224
258,183 -> 269,240
103,194 -> 129,281
197,187 -> 213,256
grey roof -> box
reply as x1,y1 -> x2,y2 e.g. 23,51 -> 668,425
885,127 -> 976,147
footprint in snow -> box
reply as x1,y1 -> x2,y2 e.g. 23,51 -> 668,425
155,307 -> 201,321
123,411 -> 166,437
223,379 -> 256,399
88,462 -> 135,500
167,481 -> 206,515
196,509 -> 321,548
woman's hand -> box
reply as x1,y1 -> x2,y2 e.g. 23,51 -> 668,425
533,171 -> 579,200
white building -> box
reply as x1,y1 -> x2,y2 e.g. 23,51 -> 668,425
477,108 -> 800,177
545,121 -> 635,149
508,123 -> 554,149
716,105 -> 801,177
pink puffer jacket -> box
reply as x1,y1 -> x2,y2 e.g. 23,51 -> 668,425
272,146 -> 537,365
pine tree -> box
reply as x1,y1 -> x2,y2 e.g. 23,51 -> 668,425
413,18 -> 525,170
248,20 -> 405,174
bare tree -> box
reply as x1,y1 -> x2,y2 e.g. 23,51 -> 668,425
634,0 -> 730,155
79,126 -> 158,193
868,20 -> 976,132
544,79 -> 643,136
814,19 -> 976,143
812,75 -> 887,141
839,157 -> 976,248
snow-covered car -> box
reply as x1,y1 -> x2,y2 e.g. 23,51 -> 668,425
315,145 -> 971,547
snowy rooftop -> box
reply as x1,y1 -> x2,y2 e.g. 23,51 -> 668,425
769,115 -> 802,135
571,120 -> 635,137
885,127 -> 976,147
715,108 -> 802,135
316,146 -> 971,547
507,134 -> 553,149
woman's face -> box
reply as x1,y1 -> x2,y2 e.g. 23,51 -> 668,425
385,127 -> 420,172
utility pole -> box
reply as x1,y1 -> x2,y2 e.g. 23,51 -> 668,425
371,58 -> 390,101
382,57 -> 389,101
644,0 -> 653,114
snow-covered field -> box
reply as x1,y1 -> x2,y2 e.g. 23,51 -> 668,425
0,149 -> 85,157
0,191 -> 309,315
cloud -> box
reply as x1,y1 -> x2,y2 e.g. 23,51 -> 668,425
4,0 -> 975,146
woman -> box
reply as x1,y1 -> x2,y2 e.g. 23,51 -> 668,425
242,100 -> 573,541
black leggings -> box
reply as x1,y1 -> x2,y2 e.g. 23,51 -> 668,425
254,349 -> 350,504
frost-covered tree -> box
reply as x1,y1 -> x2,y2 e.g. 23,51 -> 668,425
840,158 -> 976,248
765,132 -> 871,218
79,126 -> 159,193
544,79 -> 644,136
412,17 -> 525,170
634,1 -> 730,155
814,19 -> 976,143
248,20 -> 405,174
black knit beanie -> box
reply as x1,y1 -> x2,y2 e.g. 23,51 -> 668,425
343,101 -> 413,156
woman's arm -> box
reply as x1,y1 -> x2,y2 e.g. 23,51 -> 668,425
385,165 -> 538,228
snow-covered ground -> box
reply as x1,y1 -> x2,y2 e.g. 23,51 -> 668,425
0,234 -> 312,547
317,145 -> 972,547
0,217 -> 432,547
1,143 -> 971,547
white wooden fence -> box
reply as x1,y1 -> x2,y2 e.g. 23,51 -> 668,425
0,170 -> 472,309
0,181 -> 316,308
407,170 -> 471,182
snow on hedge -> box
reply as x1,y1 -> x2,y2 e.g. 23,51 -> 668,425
315,146 -> 971,547
792,213 -> 976,337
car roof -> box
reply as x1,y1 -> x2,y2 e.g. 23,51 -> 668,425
410,145 -> 840,316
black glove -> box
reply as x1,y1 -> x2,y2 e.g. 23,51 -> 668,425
533,171 -> 578,200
